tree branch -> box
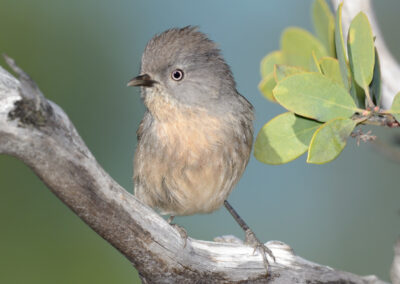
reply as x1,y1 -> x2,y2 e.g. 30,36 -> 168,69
2,1 -> 398,282
0,56 -> 388,283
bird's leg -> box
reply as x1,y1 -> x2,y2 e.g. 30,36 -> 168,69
167,215 -> 188,247
224,200 -> 275,274
167,215 -> 175,223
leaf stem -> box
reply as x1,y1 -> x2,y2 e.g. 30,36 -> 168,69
364,85 -> 375,108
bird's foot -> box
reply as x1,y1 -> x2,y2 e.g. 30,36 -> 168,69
245,229 -> 275,275
168,216 -> 188,248
171,223 -> 188,241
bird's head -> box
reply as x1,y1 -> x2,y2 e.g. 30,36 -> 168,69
128,26 -> 237,111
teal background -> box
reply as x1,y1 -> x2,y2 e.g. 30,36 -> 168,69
1,1 -> 400,283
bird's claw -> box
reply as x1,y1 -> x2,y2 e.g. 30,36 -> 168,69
170,223 -> 188,248
245,229 -> 275,274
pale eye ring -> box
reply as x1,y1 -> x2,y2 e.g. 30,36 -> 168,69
171,69 -> 184,81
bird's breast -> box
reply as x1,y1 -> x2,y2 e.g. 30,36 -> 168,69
134,94 -> 251,216
144,91 -> 226,157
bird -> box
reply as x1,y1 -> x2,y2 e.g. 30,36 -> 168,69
127,26 -> 274,272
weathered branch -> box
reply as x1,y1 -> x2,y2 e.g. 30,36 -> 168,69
331,0 -> 400,110
0,56 -> 388,283
2,2 -> 398,281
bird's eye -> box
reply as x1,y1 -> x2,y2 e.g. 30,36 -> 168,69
171,69 -> 184,81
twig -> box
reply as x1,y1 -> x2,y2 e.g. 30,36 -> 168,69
353,112 -> 400,128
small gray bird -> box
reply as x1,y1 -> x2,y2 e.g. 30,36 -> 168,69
128,26 -> 273,271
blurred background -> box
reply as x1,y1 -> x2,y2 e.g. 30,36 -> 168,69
1,0 -> 400,283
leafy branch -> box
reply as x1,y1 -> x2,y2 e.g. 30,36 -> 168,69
255,0 -> 400,165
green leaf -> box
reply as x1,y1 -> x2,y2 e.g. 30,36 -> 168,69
319,57 -> 344,86
254,112 -> 321,164
311,51 -> 322,73
281,27 -> 328,68
347,12 -> 375,88
312,0 -> 335,56
334,7 -> 366,108
389,92 -> 400,122
371,47 -> 381,106
350,75 -> 366,109
334,3 -> 351,90
273,72 -> 358,122
307,117 -> 356,164
260,51 -> 285,78
258,73 -> 277,102
274,65 -> 305,82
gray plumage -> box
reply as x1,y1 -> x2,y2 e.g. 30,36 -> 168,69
131,26 -> 254,216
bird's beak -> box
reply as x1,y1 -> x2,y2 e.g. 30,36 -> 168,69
127,74 -> 157,87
